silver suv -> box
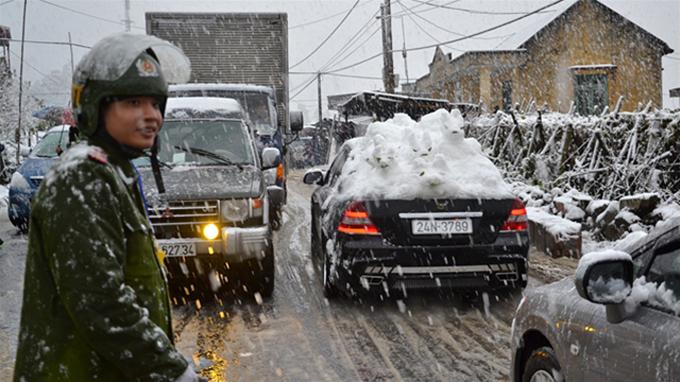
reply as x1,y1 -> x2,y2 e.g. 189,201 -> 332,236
137,97 -> 281,298
511,217 -> 680,381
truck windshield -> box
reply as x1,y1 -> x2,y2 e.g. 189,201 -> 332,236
154,120 -> 255,166
31,130 -> 69,158
170,90 -> 277,135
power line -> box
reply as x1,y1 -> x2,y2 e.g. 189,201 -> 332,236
390,0 -> 462,18
9,48 -> 63,85
397,0 -> 465,53
290,0 -> 362,69
0,0 -> 15,6
327,0 -> 565,74
1,38 -> 91,49
289,0 -> 373,30
37,0 -> 145,31
402,0 -> 515,41
326,23 -> 382,71
290,71 -> 383,80
290,75 -> 319,100
409,0 -> 557,15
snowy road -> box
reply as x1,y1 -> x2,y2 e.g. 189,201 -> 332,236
0,171 -> 577,381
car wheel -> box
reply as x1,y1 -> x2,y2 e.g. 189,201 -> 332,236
321,240 -> 337,299
311,208 -> 321,259
270,208 -> 282,231
250,246 -> 275,298
522,346 -> 563,382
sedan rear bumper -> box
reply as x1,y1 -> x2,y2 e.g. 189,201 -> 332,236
333,233 -> 529,294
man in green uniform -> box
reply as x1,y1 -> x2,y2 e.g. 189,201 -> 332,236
14,33 -> 203,382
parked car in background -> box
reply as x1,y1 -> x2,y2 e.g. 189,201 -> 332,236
8,125 -> 70,232
510,217 -> 680,382
136,97 -> 280,299
303,110 -> 529,298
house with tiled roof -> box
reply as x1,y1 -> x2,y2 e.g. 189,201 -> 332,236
413,0 -> 673,114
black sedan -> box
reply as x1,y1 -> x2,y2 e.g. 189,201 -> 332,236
303,141 -> 530,298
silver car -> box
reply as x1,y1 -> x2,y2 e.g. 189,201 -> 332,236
511,217 -> 680,381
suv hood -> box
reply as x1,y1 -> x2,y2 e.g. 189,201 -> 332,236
138,165 -> 263,201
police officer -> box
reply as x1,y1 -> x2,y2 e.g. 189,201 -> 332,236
14,33 -> 204,382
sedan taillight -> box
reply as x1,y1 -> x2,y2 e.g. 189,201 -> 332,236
337,201 -> 380,235
500,198 -> 528,232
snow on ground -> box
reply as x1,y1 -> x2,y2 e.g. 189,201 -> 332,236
335,109 -> 513,201
0,186 -> 8,208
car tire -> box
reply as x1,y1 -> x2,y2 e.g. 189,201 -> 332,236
270,208 -> 282,231
250,246 -> 275,298
522,346 -> 563,382
311,208 -> 321,259
321,240 -> 337,299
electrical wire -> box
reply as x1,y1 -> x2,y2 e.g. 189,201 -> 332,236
38,0 -> 145,31
1,38 -> 91,49
390,0 -> 462,18
397,0 -> 465,53
409,0 -> 557,15
327,0 -> 565,74
289,0 -> 373,30
290,0 -> 362,69
9,48 -> 63,86
0,0 -> 15,6
402,0 -> 515,40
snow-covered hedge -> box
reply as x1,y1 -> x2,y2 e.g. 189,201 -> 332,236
467,107 -> 680,202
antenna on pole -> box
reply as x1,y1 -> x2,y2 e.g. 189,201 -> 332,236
401,16 -> 409,86
123,0 -> 132,32
16,0 -> 28,165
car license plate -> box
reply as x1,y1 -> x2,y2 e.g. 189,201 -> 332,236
160,242 -> 197,257
411,219 -> 473,235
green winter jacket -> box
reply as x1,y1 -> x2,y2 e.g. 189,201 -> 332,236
13,137 -> 188,382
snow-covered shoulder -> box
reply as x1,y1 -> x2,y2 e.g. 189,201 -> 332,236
43,143 -> 99,187
335,109 -> 513,200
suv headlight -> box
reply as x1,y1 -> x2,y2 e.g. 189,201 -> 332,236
220,199 -> 249,222
220,198 -> 265,222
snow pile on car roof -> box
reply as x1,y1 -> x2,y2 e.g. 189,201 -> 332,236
336,109 -> 513,200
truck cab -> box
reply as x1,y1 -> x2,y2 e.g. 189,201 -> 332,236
136,97 -> 280,298
168,83 -> 303,229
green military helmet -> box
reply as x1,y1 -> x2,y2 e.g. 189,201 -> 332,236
72,33 -> 191,137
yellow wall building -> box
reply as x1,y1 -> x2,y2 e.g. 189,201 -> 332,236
414,0 -> 673,114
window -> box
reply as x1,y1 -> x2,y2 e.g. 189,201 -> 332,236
646,246 -> 680,299
575,73 -> 608,115
502,81 -> 513,111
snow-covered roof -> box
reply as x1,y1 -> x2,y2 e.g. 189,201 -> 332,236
165,97 -> 243,119
169,83 -> 274,95
494,0 -> 672,53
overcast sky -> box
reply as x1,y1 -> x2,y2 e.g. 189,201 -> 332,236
1,0 -> 679,121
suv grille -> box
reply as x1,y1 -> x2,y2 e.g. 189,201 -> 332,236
148,200 -> 219,239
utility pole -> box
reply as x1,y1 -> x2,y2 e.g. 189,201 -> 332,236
317,72 -> 322,124
123,0 -> 132,32
16,0 -> 28,164
380,0 -> 395,93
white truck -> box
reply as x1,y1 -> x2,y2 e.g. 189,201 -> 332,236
146,12 -> 303,229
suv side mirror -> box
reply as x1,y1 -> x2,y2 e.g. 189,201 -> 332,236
303,169 -> 324,185
290,111 -> 304,132
261,147 -> 280,169
575,251 -> 634,323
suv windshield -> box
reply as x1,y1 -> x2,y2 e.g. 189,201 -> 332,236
171,90 -> 277,135
31,130 -> 69,158
140,119 -> 255,167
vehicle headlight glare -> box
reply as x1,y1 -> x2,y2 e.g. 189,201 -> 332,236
220,199 -> 249,222
203,223 -> 219,240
